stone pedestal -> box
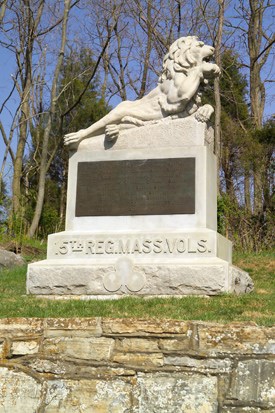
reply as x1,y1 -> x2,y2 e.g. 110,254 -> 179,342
27,117 -> 253,297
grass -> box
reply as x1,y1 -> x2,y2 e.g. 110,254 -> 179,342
0,247 -> 274,325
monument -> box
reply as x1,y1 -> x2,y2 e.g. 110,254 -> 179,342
27,36 -> 253,297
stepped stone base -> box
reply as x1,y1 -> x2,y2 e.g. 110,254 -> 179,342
27,257 -> 253,297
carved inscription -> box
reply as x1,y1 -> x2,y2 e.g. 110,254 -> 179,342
75,158 -> 195,216
54,236 -> 212,257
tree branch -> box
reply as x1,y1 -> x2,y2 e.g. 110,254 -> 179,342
61,24 -> 116,118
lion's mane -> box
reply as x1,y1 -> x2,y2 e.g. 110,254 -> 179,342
159,36 -> 203,82
158,36 -> 208,114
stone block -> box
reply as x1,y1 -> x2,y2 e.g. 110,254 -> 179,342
66,127 -> 217,233
79,117 -> 210,152
44,378 -> 133,412
44,317 -> 102,337
221,408 -> 273,413
197,323 -> 273,355
27,358 -> 136,378
229,360 -> 275,406
164,355 -> 232,373
112,352 -> 163,368
43,337 -> 115,361
133,372 -> 218,412
102,318 -> 189,336
11,340 -> 40,356
115,337 -> 160,353
0,318 -> 43,338
27,355 -> 136,380
159,336 -> 192,352
0,340 -> 3,356
28,259 -> 249,296
0,367 -> 42,412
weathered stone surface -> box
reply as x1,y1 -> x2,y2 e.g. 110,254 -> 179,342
27,264 -> 114,295
231,265 -> 254,294
27,261 -> 237,296
11,339 -> 40,356
159,336 -> 192,351
133,372 -> 218,412
0,249 -> 24,269
102,318 -> 189,335
0,319 -> 274,412
80,117 -> 211,151
28,358 -> 136,377
0,340 -> 5,359
0,318 -> 43,337
164,355 -> 232,373
43,337 -> 115,361
0,367 -> 42,412
113,352 -> 163,367
197,323 -> 274,355
229,360 -> 275,406
141,264 -> 228,295
44,378 -> 133,412
44,317 -> 102,337
115,337 -> 160,353
220,408 -> 273,413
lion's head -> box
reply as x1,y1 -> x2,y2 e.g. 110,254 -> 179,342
159,36 -> 215,82
158,36 -> 219,115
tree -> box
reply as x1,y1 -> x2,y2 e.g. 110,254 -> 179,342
25,47 -> 109,236
27,0 -> 73,238
231,0 -> 275,214
0,0 -> 76,233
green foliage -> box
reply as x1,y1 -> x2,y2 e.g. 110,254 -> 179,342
217,193 -> 274,252
220,50 -> 249,124
206,50 -> 274,252
217,196 -> 226,235
254,118 -> 275,145
39,205 -> 59,237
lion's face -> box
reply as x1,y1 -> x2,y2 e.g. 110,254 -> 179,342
189,40 -> 215,63
160,37 -> 216,81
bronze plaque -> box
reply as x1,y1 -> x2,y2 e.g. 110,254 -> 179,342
75,158 -> 195,216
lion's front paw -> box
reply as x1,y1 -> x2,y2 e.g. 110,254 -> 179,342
195,104 -> 214,123
202,62 -> 221,78
64,129 -> 85,148
105,124 -> 120,142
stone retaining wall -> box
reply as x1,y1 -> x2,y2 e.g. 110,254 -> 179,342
0,318 -> 274,412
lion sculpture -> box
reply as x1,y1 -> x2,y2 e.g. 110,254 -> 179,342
64,36 -> 220,148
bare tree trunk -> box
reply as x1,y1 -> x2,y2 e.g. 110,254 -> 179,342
28,0 -> 71,238
0,0 -> 7,23
10,0 -> 44,220
213,0 -> 225,193
12,97 -> 30,215
244,170 -> 252,213
246,0 -> 275,214
58,163 -> 67,231
138,1 -> 153,99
